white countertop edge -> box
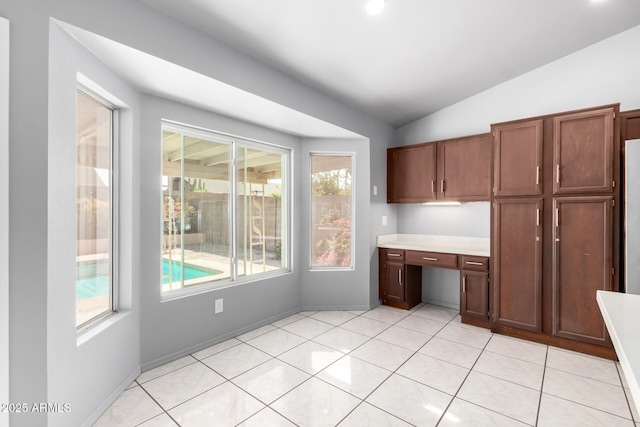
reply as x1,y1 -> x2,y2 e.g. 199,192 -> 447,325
596,290 -> 640,417
377,234 -> 490,257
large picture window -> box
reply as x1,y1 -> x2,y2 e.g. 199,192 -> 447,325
162,123 -> 289,295
310,154 -> 354,269
76,90 -> 116,328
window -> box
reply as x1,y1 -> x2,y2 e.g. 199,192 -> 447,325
162,123 -> 289,295
76,90 -> 116,328
310,154 -> 354,269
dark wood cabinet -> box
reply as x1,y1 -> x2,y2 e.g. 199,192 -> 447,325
553,108 -> 615,194
387,144 -> 436,203
378,248 -> 421,309
552,196 -> 613,345
385,261 -> 405,304
492,198 -> 543,332
493,119 -> 544,197
490,104 -> 619,357
387,133 -> 491,203
438,134 -> 492,201
460,255 -> 490,322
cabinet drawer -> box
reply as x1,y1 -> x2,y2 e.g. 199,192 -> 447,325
385,249 -> 405,261
406,251 -> 458,269
461,256 -> 489,272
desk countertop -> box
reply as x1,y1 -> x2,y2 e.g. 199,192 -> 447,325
596,290 -> 640,417
377,234 -> 490,257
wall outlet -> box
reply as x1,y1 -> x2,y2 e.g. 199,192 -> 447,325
214,298 -> 223,314
373,185 -> 378,196
382,215 -> 387,226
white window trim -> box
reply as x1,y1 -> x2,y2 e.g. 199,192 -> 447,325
76,83 -> 120,333
309,152 -> 356,271
160,121 -> 292,300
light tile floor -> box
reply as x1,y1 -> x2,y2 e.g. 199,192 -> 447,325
95,304 -> 640,426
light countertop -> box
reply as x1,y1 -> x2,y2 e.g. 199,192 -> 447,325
596,290 -> 640,416
377,234 -> 490,257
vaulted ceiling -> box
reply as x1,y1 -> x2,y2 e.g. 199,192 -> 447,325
142,0 -> 640,127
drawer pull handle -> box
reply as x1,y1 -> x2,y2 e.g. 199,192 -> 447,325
423,257 -> 438,261
465,261 -> 484,266
388,253 -> 401,257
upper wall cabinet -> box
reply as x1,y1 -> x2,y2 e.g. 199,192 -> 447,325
387,143 -> 437,203
553,107 -> 615,194
492,119 -> 543,197
387,133 -> 491,203
437,134 -> 492,201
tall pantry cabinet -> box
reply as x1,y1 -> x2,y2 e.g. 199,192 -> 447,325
491,105 -> 619,355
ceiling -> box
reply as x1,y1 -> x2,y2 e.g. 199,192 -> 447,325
142,0 -> 640,127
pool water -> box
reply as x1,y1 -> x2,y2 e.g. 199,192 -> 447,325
76,260 -> 221,299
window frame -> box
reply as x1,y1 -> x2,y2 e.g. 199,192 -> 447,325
76,86 -> 119,331
309,152 -> 356,271
160,121 -> 292,299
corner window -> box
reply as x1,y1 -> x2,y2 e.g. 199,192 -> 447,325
162,123 -> 289,295
310,154 -> 354,269
76,90 -> 116,328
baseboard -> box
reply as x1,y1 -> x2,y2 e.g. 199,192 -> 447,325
141,307 -> 301,372
422,298 -> 459,311
81,367 -> 141,427
300,304 -> 372,311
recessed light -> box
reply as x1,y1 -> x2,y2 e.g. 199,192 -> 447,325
366,0 -> 387,15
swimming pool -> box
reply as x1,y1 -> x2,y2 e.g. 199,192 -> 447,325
76,260 -> 221,299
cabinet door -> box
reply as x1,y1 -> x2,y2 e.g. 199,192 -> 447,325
438,134 -> 491,201
493,198 -> 543,332
553,107 -> 614,194
493,119 -> 543,196
552,197 -> 613,345
387,144 -> 436,203
461,271 -> 489,320
385,262 -> 405,303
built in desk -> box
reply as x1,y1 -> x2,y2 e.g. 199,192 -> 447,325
377,234 -> 490,324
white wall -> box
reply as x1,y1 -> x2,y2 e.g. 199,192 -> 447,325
300,138 -> 372,310
396,23 -> 640,145
47,22 -> 141,426
394,23 -> 640,308
0,15 -> 9,427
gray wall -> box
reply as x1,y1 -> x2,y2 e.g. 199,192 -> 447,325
0,15 -> 8,427
48,22 -> 142,426
2,1 -> 394,425
626,140 -> 640,295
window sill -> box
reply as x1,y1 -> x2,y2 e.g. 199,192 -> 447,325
161,269 -> 292,302
77,310 -> 131,347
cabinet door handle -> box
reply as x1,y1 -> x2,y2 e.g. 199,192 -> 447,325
465,261 -> 484,266
431,180 -> 435,194
423,257 -> 438,261
388,253 -> 401,257
536,208 -> 540,226
398,269 -> 402,284
555,207 -> 559,227
536,166 -> 540,186
556,164 -> 560,184
441,180 -> 445,193
462,276 -> 466,293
